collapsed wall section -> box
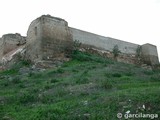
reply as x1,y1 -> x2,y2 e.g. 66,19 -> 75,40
0,34 -> 26,63
2,33 -> 26,54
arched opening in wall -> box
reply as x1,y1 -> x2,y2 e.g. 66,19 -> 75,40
35,27 -> 37,36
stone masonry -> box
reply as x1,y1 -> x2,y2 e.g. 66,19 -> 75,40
25,15 -> 73,63
141,44 -> 159,65
0,33 -> 26,63
0,15 -> 159,66
70,27 -> 159,65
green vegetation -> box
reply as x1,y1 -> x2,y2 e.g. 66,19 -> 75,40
112,45 -> 121,58
0,51 -> 160,120
73,40 -> 81,51
136,45 -> 142,58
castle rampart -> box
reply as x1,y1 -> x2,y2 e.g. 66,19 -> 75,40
70,27 -> 139,54
0,33 -> 26,63
141,44 -> 159,65
25,15 -> 73,63
0,15 -> 159,66
70,27 -> 159,65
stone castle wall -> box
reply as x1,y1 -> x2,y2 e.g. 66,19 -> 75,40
2,33 -> 26,54
24,15 -> 160,65
0,15 -> 159,66
70,27 -> 139,54
25,17 -> 43,62
0,38 -> 3,61
41,15 -> 73,61
141,44 -> 159,65
70,28 -> 159,65
26,15 -> 73,63
0,33 -> 26,63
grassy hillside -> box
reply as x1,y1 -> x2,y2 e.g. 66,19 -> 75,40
0,50 -> 160,120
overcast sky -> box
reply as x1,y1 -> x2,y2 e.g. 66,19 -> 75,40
0,0 -> 160,57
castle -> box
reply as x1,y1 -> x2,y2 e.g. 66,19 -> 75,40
0,15 -> 159,67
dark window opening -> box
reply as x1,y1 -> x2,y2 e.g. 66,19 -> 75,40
35,27 -> 37,36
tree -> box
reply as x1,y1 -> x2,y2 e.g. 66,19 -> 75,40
112,45 -> 121,59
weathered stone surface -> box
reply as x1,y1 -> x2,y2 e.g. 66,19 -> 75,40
70,27 -> 139,54
0,33 -> 26,63
70,27 -> 159,65
2,33 -> 26,54
0,45 -> 26,70
0,14 -> 159,67
0,38 -> 3,61
141,44 -> 159,65
25,15 -> 73,63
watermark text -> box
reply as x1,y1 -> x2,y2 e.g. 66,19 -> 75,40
117,113 -> 158,119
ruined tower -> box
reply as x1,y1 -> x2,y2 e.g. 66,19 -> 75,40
141,44 -> 159,65
26,15 -> 73,63
0,34 -> 26,63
